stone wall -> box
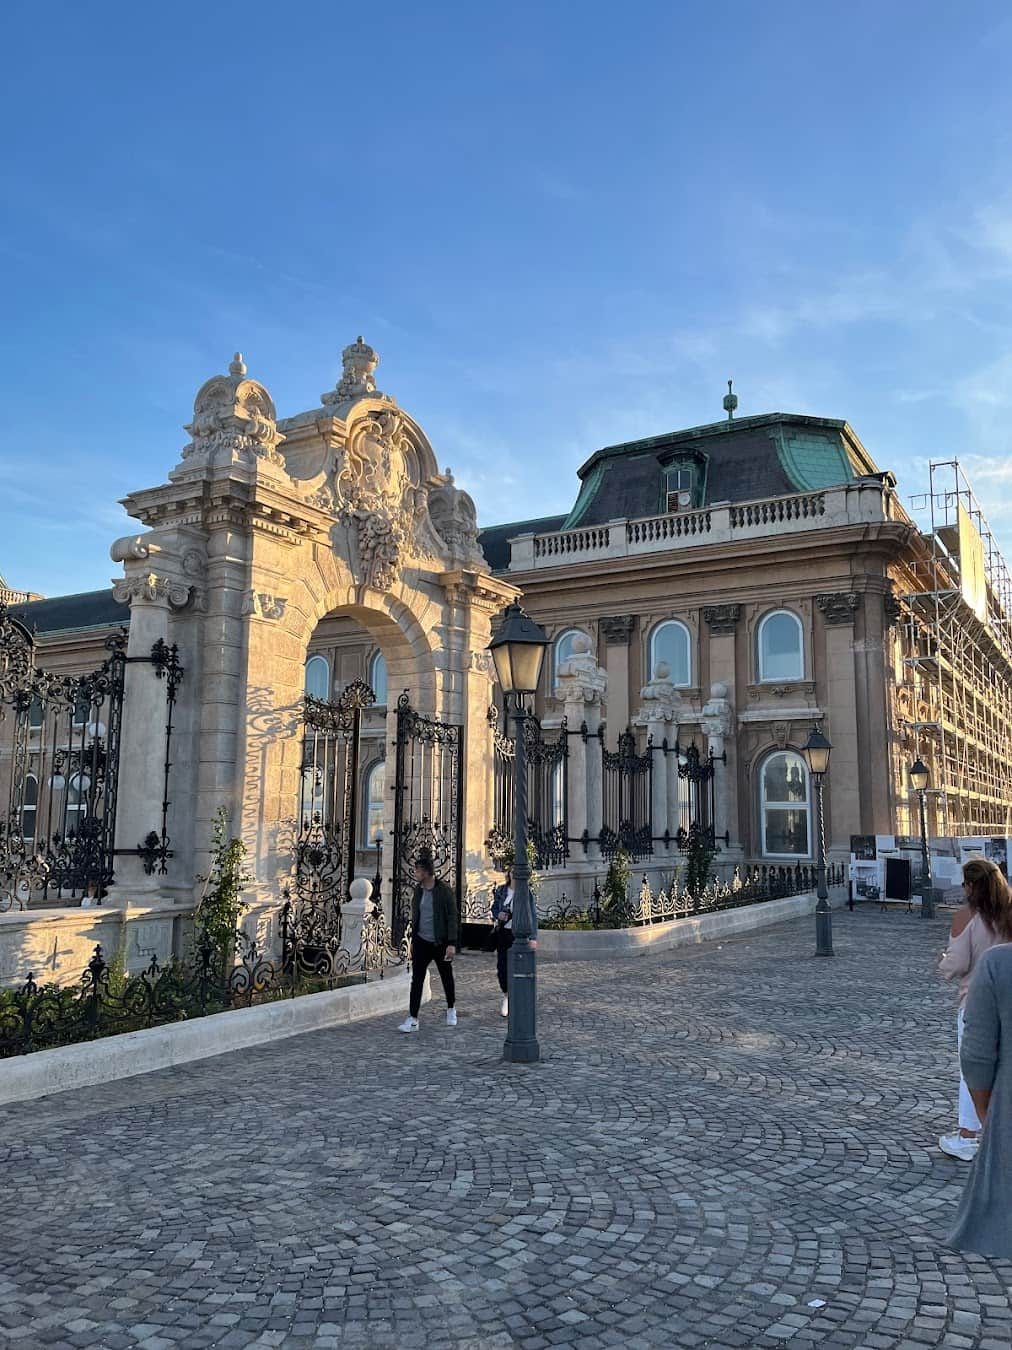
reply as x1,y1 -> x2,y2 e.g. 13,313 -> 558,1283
0,902 -> 190,989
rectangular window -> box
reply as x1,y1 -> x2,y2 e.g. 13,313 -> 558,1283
665,468 -> 693,513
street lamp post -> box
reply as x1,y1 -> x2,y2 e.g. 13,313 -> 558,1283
909,758 -> 934,919
802,727 -> 833,957
488,601 -> 550,1065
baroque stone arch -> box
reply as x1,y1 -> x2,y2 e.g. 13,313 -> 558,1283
112,339 -> 517,929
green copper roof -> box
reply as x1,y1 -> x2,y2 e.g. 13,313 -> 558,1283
772,427 -> 854,492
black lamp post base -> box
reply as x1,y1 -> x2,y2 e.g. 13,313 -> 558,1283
815,901 -> 834,957
504,941 -> 539,1064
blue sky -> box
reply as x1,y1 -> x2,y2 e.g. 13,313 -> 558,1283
3,0 -> 1012,597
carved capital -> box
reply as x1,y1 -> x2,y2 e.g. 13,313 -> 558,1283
241,590 -> 288,621
816,592 -> 861,625
112,573 -> 190,609
601,615 -> 635,646
883,588 -> 902,628
703,604 -> 741,636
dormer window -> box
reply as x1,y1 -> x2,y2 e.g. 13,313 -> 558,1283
665,466 -> 694,513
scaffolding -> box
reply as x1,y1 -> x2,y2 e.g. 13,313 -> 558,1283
900,460 -> 1012,837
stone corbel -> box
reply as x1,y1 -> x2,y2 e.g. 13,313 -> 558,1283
816,592 -> 862,625
702,604 -> 741,636
241,591 -> 288,621
110,534 -> 153,563
112,573 -> 191,609
601,615 -> 635,646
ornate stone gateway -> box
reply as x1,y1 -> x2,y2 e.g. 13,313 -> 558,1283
107,337 -> 516,936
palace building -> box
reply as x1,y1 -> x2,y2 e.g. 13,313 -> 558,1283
2,339 -> 1010,974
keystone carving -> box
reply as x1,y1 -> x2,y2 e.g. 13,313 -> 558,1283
816,592 -> 861,625
703,604 -> 741,635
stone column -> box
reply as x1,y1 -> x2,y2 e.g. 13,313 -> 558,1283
601,616 -> 635,747
703,606 -> 742,861
109,569 -> 191,901
701,681 -> 737,863
554,635 -> 608,863
633,663 -> 680,855
817,592 -> 863,849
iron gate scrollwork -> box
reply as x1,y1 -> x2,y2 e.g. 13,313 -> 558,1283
486,703 -> 568,870
391,692 -> 463,946
599,727 -> 653,860
671,737 -> 726,850
287,679 -> 376,959
0,605 -> 127,908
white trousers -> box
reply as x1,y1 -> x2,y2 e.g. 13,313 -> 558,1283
957,1006 -> 982,1132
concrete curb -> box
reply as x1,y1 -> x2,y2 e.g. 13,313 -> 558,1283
535,889 -> 849,961
0,969 -> 425,1107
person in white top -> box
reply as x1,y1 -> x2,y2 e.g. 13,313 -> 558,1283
938,856 -> 1012,1160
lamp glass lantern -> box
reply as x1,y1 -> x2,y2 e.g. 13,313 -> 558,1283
909,758 -> 930,793
801,727 -> 833,776
487,602 -> 550,696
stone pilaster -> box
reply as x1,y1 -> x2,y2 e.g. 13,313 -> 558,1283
633,665 -> 680,852
555,636 -> 608,862
702,606 -> 741,858
601,615 -> 635,748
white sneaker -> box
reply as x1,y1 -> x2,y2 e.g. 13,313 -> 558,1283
500,995 -> 509,1017
446,1008 -> 457,1027
397,1017 -> 419,1033
939,1133 -> 979,1161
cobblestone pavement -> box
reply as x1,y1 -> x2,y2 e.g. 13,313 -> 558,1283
2,909 -> 1011,1350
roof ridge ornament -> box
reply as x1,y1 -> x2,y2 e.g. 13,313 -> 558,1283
723,379 -> 738,422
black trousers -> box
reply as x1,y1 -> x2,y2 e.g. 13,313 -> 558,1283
495,928 -> 514,994
410,937 -> 456,1017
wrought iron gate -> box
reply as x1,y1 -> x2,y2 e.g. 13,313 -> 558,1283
599,727 -> 653,860
391,692 -> 463,945
289,679 -> 376,949
0,606 -> 126,908
486,703 -> 568,869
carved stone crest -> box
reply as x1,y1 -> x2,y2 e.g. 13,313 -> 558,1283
816,592 -> 861,625
322,336 -> 382,406
427,468 -> 484,566
703,604 -> 741,636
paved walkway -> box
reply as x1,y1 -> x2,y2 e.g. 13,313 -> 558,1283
1,909 -> 1010,1350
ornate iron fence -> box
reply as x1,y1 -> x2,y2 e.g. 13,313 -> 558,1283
599,728 -> 653,860
0,608 -> 126,908
486,704 -> 568,870
0,896 -> 409,1058
536,861 -> 848,930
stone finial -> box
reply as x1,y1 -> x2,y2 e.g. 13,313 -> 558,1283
701,681 -> 734,755
176,353 -> 284,474
635,663 -> 680,725
723,379 -> 738,421
428,468 -> 485,566
323,335 -> 382,405
555,634 -> 607,705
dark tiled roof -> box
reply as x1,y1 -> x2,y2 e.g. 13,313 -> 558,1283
565,413 -> 876,528
10,589 -> 128,635
479,515 -> 567,572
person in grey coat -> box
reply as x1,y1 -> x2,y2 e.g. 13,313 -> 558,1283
948,942 -> 1012,1257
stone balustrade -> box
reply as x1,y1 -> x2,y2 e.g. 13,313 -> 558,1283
508,478 -> 897,571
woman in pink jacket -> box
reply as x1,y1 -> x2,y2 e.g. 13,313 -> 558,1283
938,857 -> 1012,1160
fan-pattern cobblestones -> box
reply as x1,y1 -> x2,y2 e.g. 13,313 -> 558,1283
1,909 -> 1009,1349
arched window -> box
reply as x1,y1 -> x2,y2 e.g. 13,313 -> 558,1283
304,654 -> 331,700
649,620 -> 691,686
757,610 -> 804,682
21,774 -> 38,841
369,651 -> 388,706
363,762 -> 386,846
759,751 -> 811,857
554,629 -> 591,683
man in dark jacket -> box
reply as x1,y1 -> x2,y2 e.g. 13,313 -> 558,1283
398,852 -> 459,1032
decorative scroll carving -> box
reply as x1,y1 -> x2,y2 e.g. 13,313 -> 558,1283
241,591 -> 288,621
816,592 -> 861,625
601,616 -> 635,646
703,604 -> 741,635
112,574 -> 190,609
